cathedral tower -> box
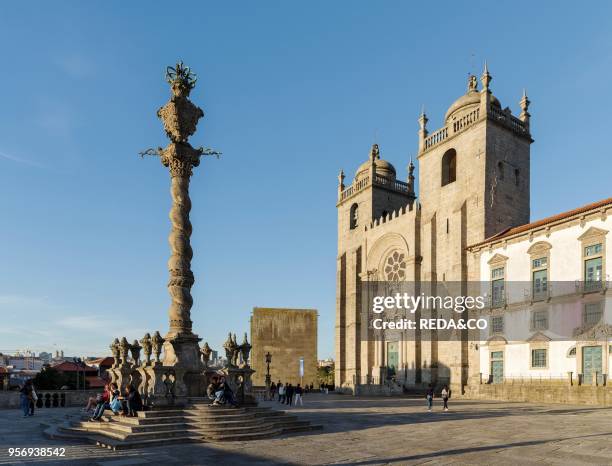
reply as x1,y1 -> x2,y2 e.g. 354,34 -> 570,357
417,65 -> 533,391
418,65 -> 532,284
336,144 -> 416,387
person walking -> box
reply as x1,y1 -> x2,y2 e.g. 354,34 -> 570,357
278,382 -> 285,403
29,383 -> 38,416
294,384 -> 304,406
269,381 -> 277,401
426,384 -> 434,412
441,385 -> 450,411
19,380 -> 33,418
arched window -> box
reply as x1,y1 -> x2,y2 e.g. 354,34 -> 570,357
441,149 -> 456,186
497,161 -> 505,181
349,203 -> 359,230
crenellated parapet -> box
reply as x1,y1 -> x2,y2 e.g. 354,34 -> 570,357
365,202 -> 419,231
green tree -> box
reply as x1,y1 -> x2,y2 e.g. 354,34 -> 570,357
317,365 -> 335,386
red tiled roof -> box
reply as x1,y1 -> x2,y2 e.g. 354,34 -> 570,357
87,357 -> 114,367
469,197 -> 612,249
86,376 -> 107,388
52,361 -> 98,373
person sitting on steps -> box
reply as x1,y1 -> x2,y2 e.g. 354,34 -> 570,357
122,384 -> 143,417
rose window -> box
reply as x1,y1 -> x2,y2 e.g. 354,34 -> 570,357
384,251 -> 406,281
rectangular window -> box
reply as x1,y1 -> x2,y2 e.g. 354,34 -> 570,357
490,351 -> 503,360
532,269 -> 548,300
585,243 -> 603,257
531,349 -> 547,368
532,257 -> 547,268
583,302 -> 603,325
584,257 -> 603,291
491,267 -> 504,279
531,310 -> 548,331
491,316 -> 504,334
491,279 -> 505,307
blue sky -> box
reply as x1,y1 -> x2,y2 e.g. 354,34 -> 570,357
0,1 -> 611,359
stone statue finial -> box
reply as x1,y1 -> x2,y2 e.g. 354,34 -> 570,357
119,337 -> 130,365
369,143 -> 380,161
140,333 -> 152,364
201,342 -> 212,367
110,338 -> 121,366
151,331 -> 165,363
130,339 -> 142,366
468,74 -> 478,92
338,169 -> 345,189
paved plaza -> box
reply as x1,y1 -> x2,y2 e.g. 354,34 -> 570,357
0,394 -> 611,465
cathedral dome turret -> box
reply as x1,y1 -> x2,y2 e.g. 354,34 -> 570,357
354,144 -> 396,181
445,75 -> 500,123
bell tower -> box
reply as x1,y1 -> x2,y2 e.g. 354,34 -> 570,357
417,64 -> 533,392
335,144 -> 416,387
418,64 -> 533,283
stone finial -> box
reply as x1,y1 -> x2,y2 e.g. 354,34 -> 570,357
338,169 -> 345,190
223,333 -> 235,367
119,337 -> 130,364
130,339 -> 142,366
418,106 -> 428,131
200,342 -> 212,366
110,338 -> 121,366
480,61 -> 492,91
418,107 -> 428,154
369,143 -> 380,161
519,88 -> 531,126
240,332 -> 252,368
407,158 -> 415,187
140,333 -> 152,364
151,331 -> 165,363
468,74 -> 478,92
232,333 -> 240,366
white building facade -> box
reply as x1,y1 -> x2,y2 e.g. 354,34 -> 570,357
469,199 -> 612,386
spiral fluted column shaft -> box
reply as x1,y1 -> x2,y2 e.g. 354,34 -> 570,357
167,170 -> 195,334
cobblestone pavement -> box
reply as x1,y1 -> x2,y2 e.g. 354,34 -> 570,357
0,394 -> 611,465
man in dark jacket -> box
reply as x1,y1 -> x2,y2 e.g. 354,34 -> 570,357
285,383 -> 294,406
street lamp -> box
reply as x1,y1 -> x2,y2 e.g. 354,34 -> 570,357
265,352 -> 272,400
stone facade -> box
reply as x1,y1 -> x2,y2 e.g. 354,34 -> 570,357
336,66 -> 534,394
251,308 -> 317,387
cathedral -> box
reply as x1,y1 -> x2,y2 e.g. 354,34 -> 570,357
336,65 -> 611,400
336,65 -> 532,393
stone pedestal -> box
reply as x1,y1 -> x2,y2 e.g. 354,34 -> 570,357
162,332 -> 203,397
110,363 -> 134,392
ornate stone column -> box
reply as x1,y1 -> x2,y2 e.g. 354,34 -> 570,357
144,61 -> 212,396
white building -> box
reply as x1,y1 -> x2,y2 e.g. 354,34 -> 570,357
469,198 -> 611,385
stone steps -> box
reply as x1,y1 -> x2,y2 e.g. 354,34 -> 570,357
55,403 -> 323,448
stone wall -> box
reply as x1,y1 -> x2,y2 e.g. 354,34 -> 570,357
251,308 -> 317,387
464,383 -> 611,406
0,390 -> 99,409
